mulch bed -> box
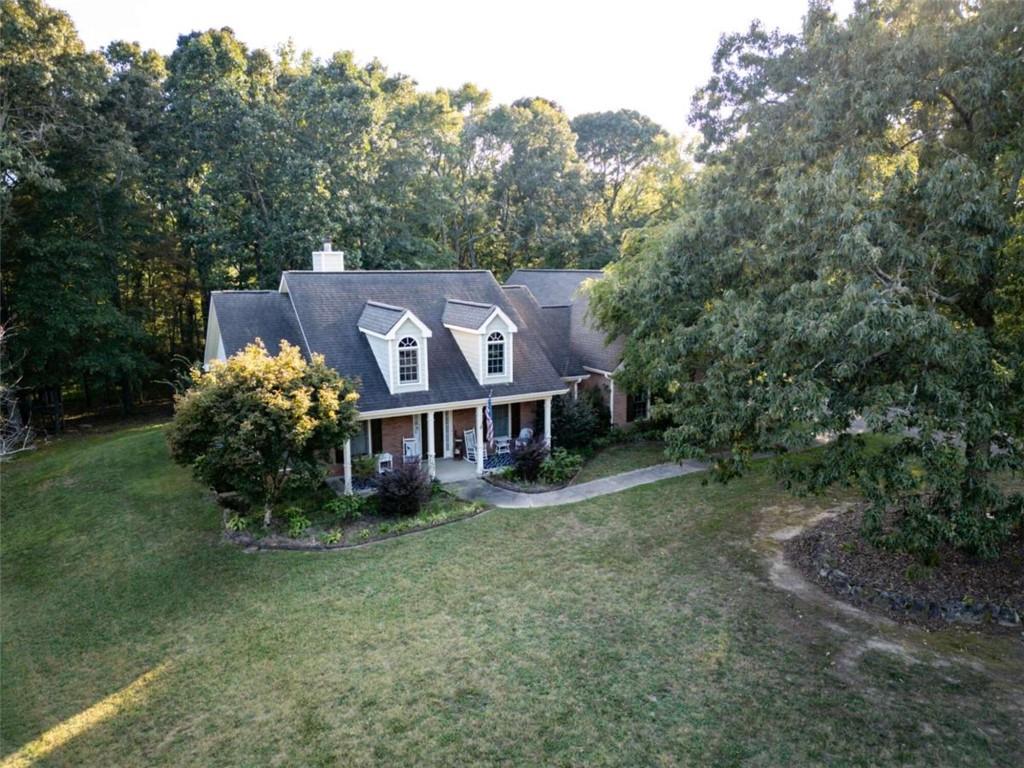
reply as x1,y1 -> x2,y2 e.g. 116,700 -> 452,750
483,474 -> 572,493
785,505 -> 1024,633
223,503 -> 490,552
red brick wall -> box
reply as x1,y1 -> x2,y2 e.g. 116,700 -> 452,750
377,415 -> 414,457
611,383 -> 630,427
519,400 -> 538,433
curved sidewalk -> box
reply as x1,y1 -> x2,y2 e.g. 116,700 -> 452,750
446,460 -> 709,509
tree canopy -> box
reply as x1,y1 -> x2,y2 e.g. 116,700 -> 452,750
1,0 -> 686,416
592,0 -> 1024,557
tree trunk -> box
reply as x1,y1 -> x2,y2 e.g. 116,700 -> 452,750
263,502 -> 273,528
962,433 -> 992,508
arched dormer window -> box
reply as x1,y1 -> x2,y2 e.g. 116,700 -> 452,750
398,336 -> 419,383
486,331 -> 505,375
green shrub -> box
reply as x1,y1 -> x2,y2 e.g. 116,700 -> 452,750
539,448 -> 584,484
579,388 -> 611,437
551,394 -> 602,450
225,514 -> 249,532
512,439 -> 549,482
324,495 -> 365,522
352,454 -> 377,482
321,529 -> 343,545
284,506 -> 311,538
377,462 -> 430,516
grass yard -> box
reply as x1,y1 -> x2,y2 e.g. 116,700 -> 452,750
574,440 -> 670,484
3,425 -> 1022,767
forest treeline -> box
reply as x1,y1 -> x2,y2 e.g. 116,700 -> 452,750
1,0 -> 690,415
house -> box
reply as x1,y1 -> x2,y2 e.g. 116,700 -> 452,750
504,269 -> 647,427
204,244 -> 643,492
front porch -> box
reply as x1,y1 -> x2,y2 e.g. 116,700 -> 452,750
330,396 -> 552,494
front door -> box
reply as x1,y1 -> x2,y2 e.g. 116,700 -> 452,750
433,412 -> 444,457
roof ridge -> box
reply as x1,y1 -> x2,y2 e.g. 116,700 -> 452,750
508,268 -> 604,273
445,298 -> 493,308
364,300 -> 406,311
283,269 -> 492,275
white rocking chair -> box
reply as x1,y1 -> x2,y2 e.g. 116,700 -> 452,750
402,437 -> 421,465
463,429 -> 487,463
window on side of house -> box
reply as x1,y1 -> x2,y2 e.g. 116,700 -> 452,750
628,391 -> 649,422
487,331 -> 504,375
398,336 -> 419,383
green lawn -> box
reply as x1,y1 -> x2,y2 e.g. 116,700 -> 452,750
574,440 -> 670,484
3,425 -> 1022,766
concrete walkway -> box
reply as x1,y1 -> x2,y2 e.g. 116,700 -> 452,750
446,460 -> 710,509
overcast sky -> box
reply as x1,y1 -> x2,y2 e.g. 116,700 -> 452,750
56,0 -> 853,136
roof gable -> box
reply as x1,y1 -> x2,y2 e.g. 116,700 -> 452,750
442,299 -> 518,333
358,301 -> 432,339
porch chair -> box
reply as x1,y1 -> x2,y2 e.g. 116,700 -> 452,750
514,427 -> 533,450
376,452 -> 393,473
402,437 -> 421,465
463,429 -> 486,463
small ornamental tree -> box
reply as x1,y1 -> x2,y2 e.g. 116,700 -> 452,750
167,340 -> 359,526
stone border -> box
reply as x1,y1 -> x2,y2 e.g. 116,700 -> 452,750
806,551 -> 1021,629
222,502 -> 492,553
483,470 -> 577,494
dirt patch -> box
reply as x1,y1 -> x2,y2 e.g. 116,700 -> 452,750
785,506 -> 1023,633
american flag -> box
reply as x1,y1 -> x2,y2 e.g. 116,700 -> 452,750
485,391 -> 494,446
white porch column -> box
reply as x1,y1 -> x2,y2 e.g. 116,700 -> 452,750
573,380 -> 579,399
342,439 -> 353,496
475,404 -> 485,476
543,396 -> 552,447
607,375 -> 615,426
426,410 -> 436,479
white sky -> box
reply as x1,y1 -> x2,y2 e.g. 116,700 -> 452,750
56,0 -> 853,136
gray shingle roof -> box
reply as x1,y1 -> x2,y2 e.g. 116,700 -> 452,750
504,269 -> 622,373
441,299 -> 494,330
502,285 -> 582,377
569,289 -> 624,373
280,270 -> 567,412
357,301 -> 406,335
211,291 -> 304,357
505,269 -> 603,307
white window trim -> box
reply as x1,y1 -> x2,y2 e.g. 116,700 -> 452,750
397,336 -> 421,385
485,331 -> 506,377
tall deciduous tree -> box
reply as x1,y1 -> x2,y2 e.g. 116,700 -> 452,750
2,0 -> 155,413
593,0 -> 1024,558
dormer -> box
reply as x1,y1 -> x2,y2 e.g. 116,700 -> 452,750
358,301 -> 432,394
443,299 -> 518,385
